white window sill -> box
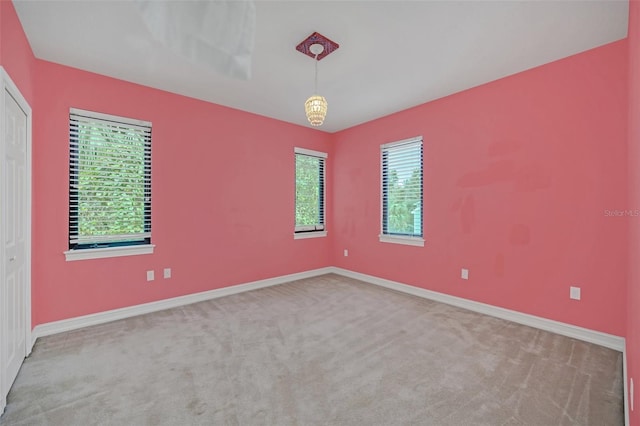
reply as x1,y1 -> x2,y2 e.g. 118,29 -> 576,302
294,231 -> 328,240
64,244 -> 155,261
379,235 -> 425,247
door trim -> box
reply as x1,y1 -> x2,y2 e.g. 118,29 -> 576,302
0,66 -> 32,415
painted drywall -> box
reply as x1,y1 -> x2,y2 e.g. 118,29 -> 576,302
628,1 -> 640,424
332,40 -> 628,337
32,60 -> 332,325
5,0 -> 632,402
0,0 -> 35,104
1,0 -> 332,327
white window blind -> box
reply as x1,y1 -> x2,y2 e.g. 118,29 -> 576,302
381,137 -> 423,238
69,109 -> 152,248
295,147 -> 326,233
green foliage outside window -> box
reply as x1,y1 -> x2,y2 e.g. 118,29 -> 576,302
385,168 -> 422,235
383,141 -> 422,237
295,154 -> 323,227
77,125 -> 146,237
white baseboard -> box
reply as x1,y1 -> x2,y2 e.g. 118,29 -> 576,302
329,267 -> 628,424
32,266 -> 626,353
329,267 -> 626,352
29,265 -> 628,423
31,267 -> 334,346
624,350 -> 630,426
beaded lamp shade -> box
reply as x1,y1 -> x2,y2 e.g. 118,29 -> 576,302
305,95 -> 328,127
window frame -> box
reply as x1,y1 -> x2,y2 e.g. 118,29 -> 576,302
294,147 -> 327,239
64,108 -> 155,261
380,136 -> 424,247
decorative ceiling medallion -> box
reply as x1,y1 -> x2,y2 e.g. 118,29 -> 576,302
296,32 -> 339,61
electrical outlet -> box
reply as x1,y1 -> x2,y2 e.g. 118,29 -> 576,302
164,268 -> 171,279
570,286 -> 581,300
147,270 -> 154,281
344,249 -> 348,257
461,268 -> 469,280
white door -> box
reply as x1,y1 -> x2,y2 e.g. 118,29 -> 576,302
0,70 -> 31,416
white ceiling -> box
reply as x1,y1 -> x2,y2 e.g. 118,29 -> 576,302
14,0 -> 629,133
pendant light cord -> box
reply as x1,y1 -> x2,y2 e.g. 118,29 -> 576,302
314,53 -> 319,94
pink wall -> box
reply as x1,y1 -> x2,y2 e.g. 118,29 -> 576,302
0,0 -> 35,104
332,40 -> 628,337
32,60 -> 332,325
0,0 -> 332,326
0,0 -> 3,62
628,1 -> 640,424
5,4 -> 636,419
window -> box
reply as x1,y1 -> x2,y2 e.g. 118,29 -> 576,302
65,108 -> 153,261
381,136 -> 424,246
295,147 -> 327,239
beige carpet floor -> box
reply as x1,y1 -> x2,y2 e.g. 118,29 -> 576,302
0,273 -> 624,425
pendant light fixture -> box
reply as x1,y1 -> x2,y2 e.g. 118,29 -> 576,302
305,44 -> 327,126
296,32 -> 339,128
